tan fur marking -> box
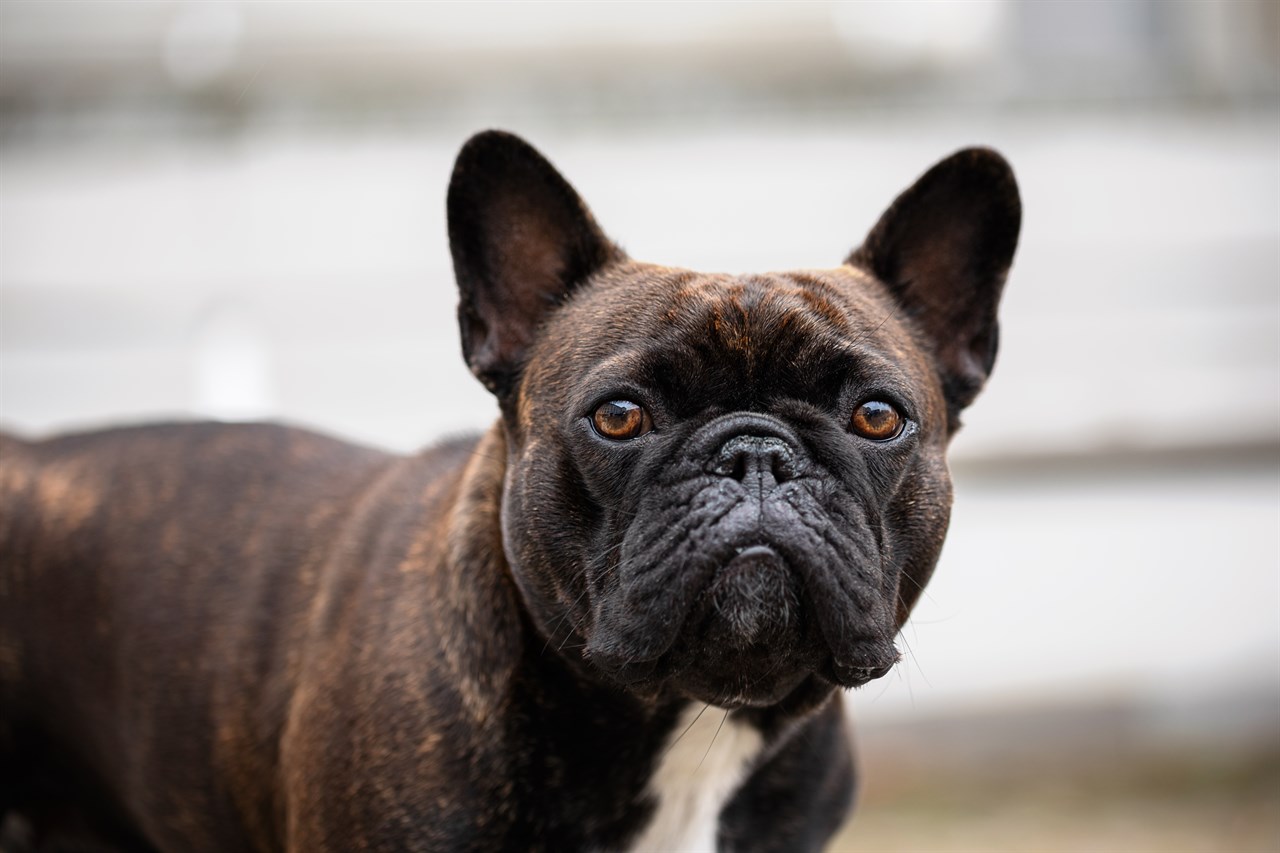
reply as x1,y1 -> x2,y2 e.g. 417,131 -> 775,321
33,462 -> 100,531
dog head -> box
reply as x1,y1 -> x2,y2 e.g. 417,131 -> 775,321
447,131 -> 1019,710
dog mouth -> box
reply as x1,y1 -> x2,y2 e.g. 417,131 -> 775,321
584,541 -> 900,706
704,544 -> 798,646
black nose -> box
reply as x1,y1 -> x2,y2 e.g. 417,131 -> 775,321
709,435 -> 803,487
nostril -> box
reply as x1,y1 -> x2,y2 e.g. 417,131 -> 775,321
761,444 -> 798,484
772,454 -> 795,483
710,436 -> 801,484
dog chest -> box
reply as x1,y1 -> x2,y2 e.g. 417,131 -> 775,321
623,704 -> 764,853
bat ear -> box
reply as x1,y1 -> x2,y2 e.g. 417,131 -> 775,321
847,147 -> 1021,427
448,130 -> 625,398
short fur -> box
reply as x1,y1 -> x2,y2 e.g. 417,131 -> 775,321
0,131 -> 1019,851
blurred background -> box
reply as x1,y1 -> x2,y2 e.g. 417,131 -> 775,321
1,1 -> 1277,848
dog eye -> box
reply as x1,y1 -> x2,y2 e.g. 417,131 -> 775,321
592,400 -> 652,440
851,400 -> 904,441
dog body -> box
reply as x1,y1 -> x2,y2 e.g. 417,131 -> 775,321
0,133 -> 1019,851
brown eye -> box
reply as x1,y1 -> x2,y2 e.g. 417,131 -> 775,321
592,400 -> 652,440
851,400 -> 905,441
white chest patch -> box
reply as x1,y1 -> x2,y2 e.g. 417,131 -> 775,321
624,704 -> 765,853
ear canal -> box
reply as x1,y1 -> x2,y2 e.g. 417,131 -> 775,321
448,130 -> 624,397
847,147 -> 1021,428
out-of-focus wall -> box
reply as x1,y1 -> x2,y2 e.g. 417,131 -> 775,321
2,0 -> 1277,806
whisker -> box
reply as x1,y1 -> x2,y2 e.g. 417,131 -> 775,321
695,709 -> 731,774
896,569 -> 939,608
541,579 -> 595,656
898,631 -> 932,690
849,303 -> 903,351
661,703 -> 711,759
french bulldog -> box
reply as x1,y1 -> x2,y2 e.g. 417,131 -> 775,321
0,130 -> 1020,852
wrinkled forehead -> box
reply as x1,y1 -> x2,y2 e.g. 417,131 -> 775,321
529,264 -> 936,412
582,264 -> 919,367
651,267 -> 891,345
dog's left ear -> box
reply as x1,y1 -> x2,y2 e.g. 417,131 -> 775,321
448,130 -> 625,397
847,148 -> 1020,427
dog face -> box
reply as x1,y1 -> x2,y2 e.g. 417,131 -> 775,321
448,132 -> 1019,709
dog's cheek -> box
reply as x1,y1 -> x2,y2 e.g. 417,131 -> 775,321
500,444 -> 603,636
884,455 -> 954,626
499,450 -> 570,623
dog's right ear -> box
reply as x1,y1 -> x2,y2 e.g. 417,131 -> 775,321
448,130 -> 624,398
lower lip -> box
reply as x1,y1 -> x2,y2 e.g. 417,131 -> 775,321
716,544 -> 785,581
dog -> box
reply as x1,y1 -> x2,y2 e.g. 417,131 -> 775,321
0,131 -> 1020,852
